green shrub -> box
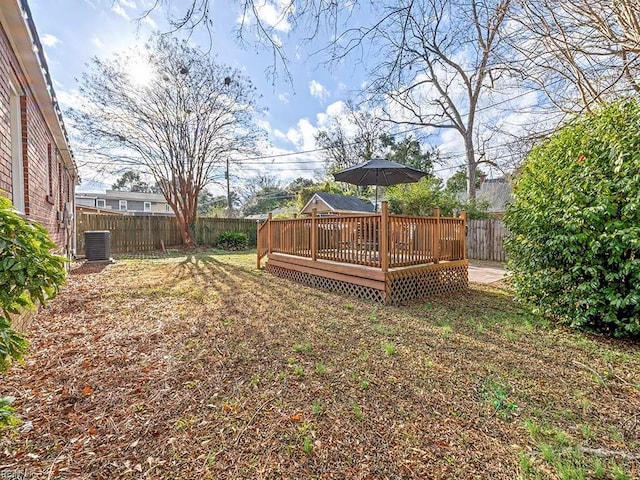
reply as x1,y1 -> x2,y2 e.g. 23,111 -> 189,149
505,100 -> 640,337
1,195 -> 66,427
216,231 -> 248,250
0,396 -> 20,430
385,176 -> 490,218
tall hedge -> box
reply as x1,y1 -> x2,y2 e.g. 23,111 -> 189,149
505,100 -> 640,337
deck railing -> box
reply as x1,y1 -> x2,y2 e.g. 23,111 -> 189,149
257,202 -> 466,270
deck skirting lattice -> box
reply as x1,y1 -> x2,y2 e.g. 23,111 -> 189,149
386,262 -> 468,304
265,260 -> 467,304
265,264 -> 385,302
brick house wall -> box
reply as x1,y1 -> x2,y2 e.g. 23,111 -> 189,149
0,1 -> 77,256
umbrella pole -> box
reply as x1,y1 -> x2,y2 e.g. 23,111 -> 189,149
375,171 -> 379,212
375,185 -> 378,212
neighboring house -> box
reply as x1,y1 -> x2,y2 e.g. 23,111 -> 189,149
75,203 -> 124,216
476,177 -> 513,217
75,190 -> 174,216
455,175 -> 514,218
300,192 -> 375,216
0,0 -> 78,256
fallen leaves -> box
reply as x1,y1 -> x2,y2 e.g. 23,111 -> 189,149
81,385 -> 94,396
0,252 -> 638,479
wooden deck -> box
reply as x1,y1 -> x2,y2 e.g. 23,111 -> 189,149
257,202 -> 468,304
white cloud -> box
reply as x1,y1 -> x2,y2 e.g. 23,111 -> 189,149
41,34 -> 61,48
119,0 -> 137,8
56,89 -> 90,111
273,129 -> 288,141
256,119 -> 273,134
91,36 -> 105,49
283,118 -> 317,152
236,0 -> 293,33
112,4 -> 131,20
277,92 -> 289,104
326,100 -> 345,117
309,80 -> 329,101
272,33 -> 283,48
285,127 -> 301,146
315,102 -> 345,128
142,15 -> 158,29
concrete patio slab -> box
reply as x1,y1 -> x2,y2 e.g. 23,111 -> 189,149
468,265 -> 509,284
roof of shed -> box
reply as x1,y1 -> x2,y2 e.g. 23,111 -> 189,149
306,192 -> 374,213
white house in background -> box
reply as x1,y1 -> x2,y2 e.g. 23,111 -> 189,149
76,190 -> 174,216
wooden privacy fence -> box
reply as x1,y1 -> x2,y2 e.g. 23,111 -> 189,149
195,218 -> 257,246
466,219 -> 507,262
257,203 -> 466,271
76,213 -> 258,255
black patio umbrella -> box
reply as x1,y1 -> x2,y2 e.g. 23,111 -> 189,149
333,158 -> 428,211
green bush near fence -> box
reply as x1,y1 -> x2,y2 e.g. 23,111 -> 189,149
216,231 -> 249,250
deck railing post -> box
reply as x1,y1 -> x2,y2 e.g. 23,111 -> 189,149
460,210 -> 467,260
380,201 -> 389,272
434,207 -> 440,264
311,208 -> 318,261
267,212 -> 273,255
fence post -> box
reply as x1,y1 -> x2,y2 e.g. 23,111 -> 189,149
311,208 -> 318,261
380,201 -> 389,272
434,207 -> 440,264
460,210 -> 467,260
267,212 -> 273,255
256,220 -> 261,269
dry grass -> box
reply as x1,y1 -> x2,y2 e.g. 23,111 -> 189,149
1,250 -> 639,479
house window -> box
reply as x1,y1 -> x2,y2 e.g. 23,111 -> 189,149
96,199 -> 106,208
165,204 -> 170,212
119,200 -> 127,211
9,80 -> 24,213
144,201 -> 151,212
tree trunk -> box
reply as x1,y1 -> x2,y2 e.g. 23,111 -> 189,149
176,209 -> 196,249
465,135 -> 477,201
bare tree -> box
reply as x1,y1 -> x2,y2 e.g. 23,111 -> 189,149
358,0 -> 512,200
506,0 -> 640,113
69,35 -> 260,248
315,100 -> 389,173
142,0 -> 513,200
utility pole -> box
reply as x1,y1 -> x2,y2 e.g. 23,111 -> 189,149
225,157 -> 231,217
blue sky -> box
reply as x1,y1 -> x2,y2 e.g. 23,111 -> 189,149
29,0 -> 544,195
29,0 -> 375,193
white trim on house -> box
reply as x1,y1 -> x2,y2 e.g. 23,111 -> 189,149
9,78 -> 24,213
143,201 -> 151,212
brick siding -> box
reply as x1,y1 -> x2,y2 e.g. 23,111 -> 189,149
0,19 -> 74,254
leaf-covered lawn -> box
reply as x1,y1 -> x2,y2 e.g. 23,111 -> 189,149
1,250 -> 639,479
